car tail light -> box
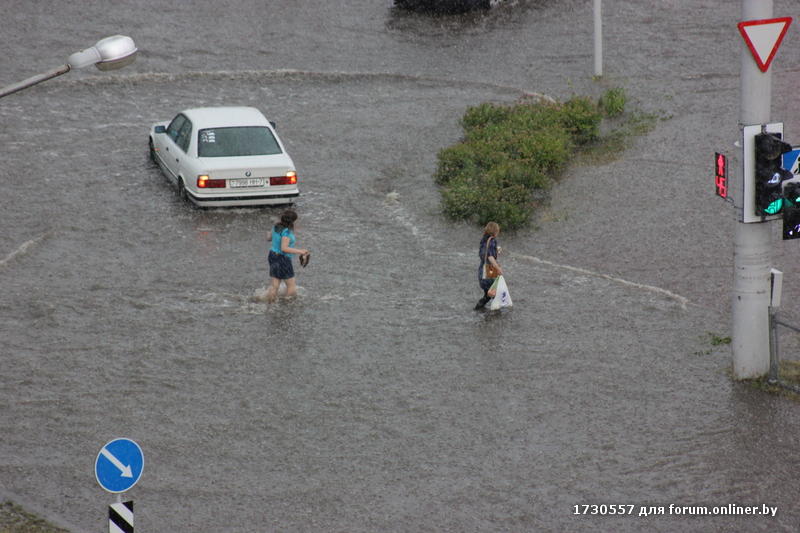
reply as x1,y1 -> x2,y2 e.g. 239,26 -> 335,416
270,171 -> 297,186
197,175 -> 226,188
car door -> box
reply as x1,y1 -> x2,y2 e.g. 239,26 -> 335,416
172,119 -> 193,185
160,114 -> 186,183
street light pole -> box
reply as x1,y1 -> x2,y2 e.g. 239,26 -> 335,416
0,65 -> 71,99
0,35 -> 137,100
733,0 -> 773,378
593,0 -> 602,77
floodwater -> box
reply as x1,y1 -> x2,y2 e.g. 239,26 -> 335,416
2,1 -> 800,531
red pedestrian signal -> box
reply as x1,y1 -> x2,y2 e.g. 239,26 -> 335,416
715,152 -> 728,199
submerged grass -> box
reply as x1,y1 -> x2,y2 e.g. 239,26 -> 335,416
435,87 -> 656,229
748,361 -> 800,401
0,501 -> 69,533
576,110 -> 658,166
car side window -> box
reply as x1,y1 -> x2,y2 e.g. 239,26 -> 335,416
176,120 -> 193,153
166,114 -> 186,142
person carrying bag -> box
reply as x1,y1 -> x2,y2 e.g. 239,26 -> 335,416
475,221 -> 503,310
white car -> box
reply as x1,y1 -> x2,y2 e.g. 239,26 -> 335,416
149,106 -> 299,207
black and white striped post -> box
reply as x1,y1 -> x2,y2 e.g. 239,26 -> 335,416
109,500 -> 133,533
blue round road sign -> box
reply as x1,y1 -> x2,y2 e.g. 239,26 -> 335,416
95,438 -> 144,493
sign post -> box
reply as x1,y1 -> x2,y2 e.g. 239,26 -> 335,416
96,438 -> 143,533
732,0 -> 791,379
109,501 -> 134,533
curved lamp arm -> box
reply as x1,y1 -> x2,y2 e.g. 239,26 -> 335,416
0,64 -> 71,98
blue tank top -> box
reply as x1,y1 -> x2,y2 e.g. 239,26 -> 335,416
270,226 -> 295,256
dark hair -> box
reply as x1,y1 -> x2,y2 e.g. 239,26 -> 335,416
275,209 -> 298,232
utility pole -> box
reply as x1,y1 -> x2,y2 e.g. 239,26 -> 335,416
732,0 -> 774,378
593,0 -> 602,77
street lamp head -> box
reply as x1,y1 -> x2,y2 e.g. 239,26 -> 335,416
68,35 -> 137,71
94,35 -> 138,71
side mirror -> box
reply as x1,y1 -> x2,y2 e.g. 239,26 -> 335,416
155,125 -> 166,134
270,121 -> 277,129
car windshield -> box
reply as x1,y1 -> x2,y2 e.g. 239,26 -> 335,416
197,126 -> 282,157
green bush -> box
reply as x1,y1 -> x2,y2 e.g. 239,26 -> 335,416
441,174 -> 483,219
599,87 -> 626,117
435,95 -> 604,229
511,127 -> 573,174
434,143 -> 478,186
487,160 -> 549,190
441,173 -> 531,229
434,140 -> 513,185
461,102 -> 512,131
560,96 -> 601,145
474,181 -> 532,229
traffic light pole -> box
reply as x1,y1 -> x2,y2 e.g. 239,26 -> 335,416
733,0 -> 773,378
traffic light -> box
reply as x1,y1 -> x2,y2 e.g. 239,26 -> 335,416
783,182 -> 800,239
754,132 -> 793,216
714,152 -> 728,198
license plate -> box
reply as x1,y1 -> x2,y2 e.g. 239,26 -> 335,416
230,178 -> 265,188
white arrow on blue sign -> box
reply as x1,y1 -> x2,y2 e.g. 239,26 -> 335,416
783,149 -> 800,176
95,438 -> 144,493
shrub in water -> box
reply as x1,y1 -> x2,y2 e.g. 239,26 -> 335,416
461,102 -> 512,131
599,87 -> 626,118
487,160 -> 549,190
473,179 -> 531,229
441,174 -> 482,219
560,96 -> 601,145
435,95 -> 603,229
434,142 -> 479,186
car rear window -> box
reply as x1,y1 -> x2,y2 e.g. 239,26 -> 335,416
198,126 -> 282,157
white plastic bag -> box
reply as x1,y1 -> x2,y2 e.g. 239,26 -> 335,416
488,275 -> 512,310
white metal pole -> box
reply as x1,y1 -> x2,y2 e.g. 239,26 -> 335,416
593,0 -> 602,77
733,0 -> 774,378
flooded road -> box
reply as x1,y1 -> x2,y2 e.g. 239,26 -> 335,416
2,1 -> 800,531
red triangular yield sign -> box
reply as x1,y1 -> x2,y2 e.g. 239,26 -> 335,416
738,17 -> 792,72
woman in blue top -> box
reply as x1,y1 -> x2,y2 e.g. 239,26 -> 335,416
475,221 -> 503,310
266,209 -> 309,303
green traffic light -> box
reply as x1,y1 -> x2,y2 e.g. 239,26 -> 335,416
765,198 -> 784,215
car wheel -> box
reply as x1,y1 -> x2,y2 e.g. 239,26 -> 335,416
148,138 -> 156,162
177,178 -> 188,201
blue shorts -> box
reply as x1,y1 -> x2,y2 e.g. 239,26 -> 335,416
479,278 -> 494,293
268,251 -> 294,280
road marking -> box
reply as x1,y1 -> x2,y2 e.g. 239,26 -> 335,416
0,232 -> 50,268
511,253 -> 691,309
